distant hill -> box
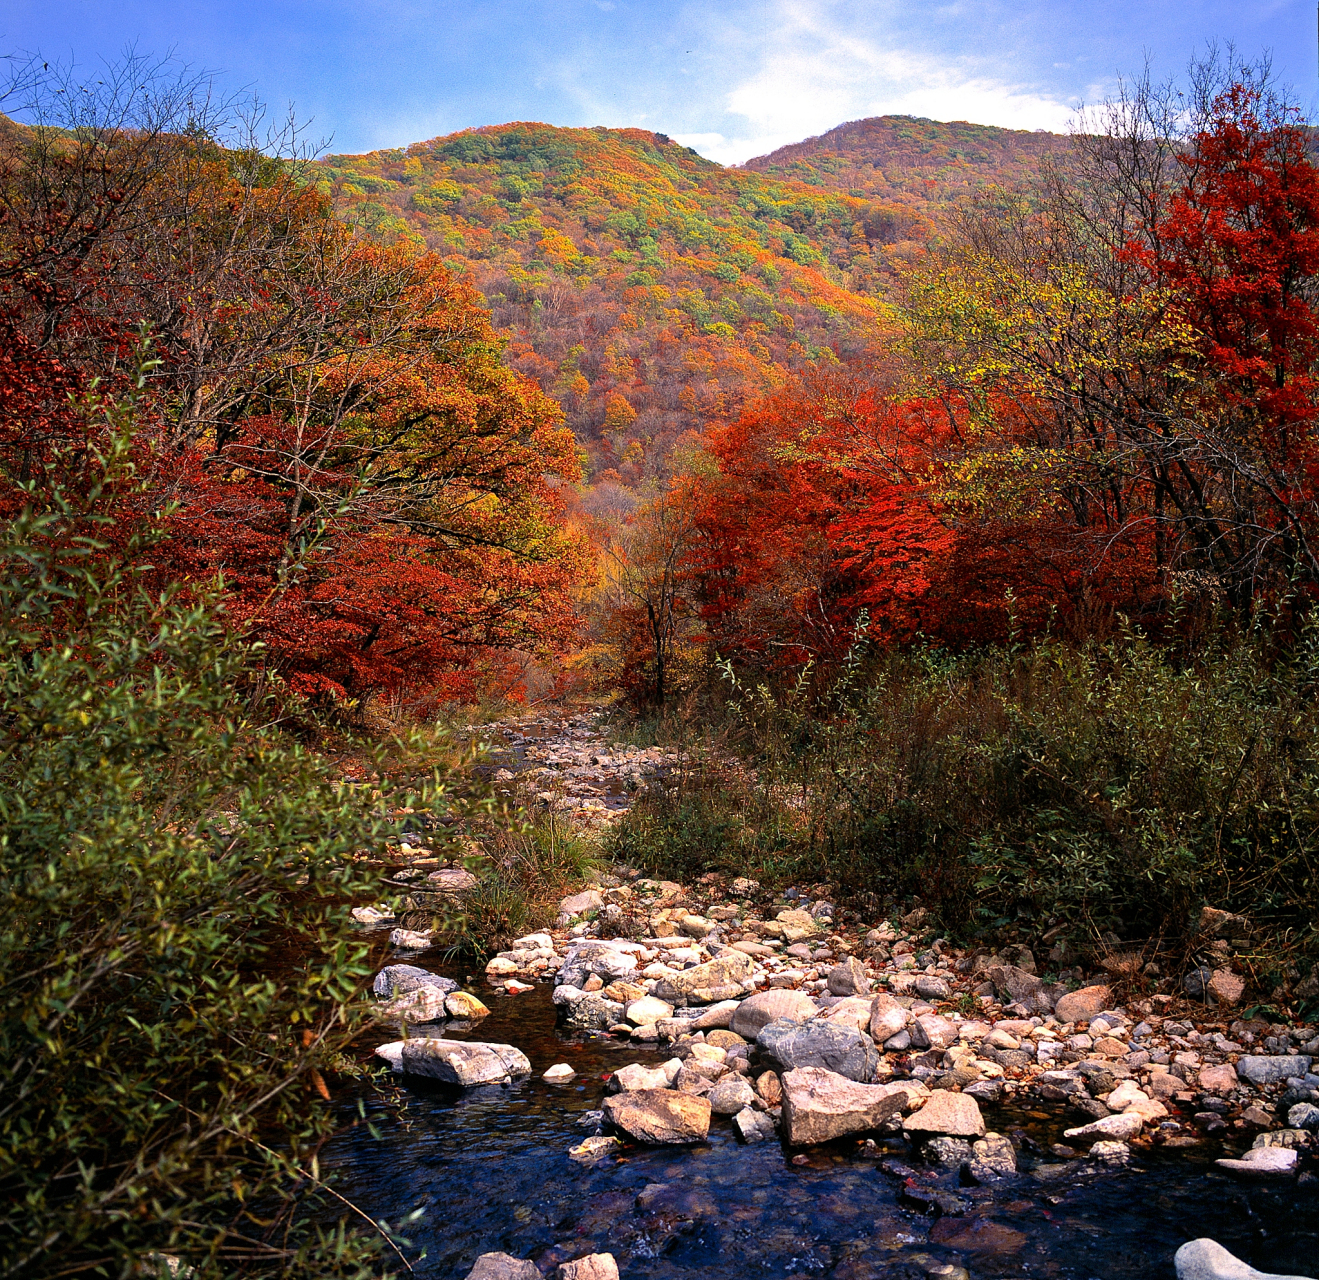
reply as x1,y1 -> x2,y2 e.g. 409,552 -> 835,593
743,115 -> 1069,206
316,117 -> 1067,487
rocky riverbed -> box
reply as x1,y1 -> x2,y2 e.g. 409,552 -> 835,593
370,874 -> 1319,1170
340,710 -> 1318,1278
478,708 -> 687,825
331,961 -> 1319,1280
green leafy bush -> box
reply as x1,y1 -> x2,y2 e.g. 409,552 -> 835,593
609,621 -> 1319,970
0,453 -> 478,1276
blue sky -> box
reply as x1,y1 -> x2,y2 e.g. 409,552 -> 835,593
4,1 -> 1310,163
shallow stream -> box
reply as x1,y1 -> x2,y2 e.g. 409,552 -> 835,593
325,973 -> 1319,1280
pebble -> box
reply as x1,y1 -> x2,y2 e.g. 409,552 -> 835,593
1064,1113 -> 1145,1141
905,1091 -> 986,1138
557,1254 -> 619,1280
445,991 -> 490,1018
388,928 -> 433,949
1090,1140 -> 1131,1164
733,1106 -> 777,1142
466,1253 -> 541,1280
567,1135 -> 621,1164
1214,1147 -> 1299,1178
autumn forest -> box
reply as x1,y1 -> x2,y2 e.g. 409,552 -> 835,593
4,42 -> 1319,1279
11,55 -> 1315,708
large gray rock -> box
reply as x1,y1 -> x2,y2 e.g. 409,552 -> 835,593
905,1091 -> 986,1138
467,1254 -> 541,1280
557,942 -> 637,989
729,989 -> 817,1039
652,951 -> 753,1004
1214,1147 -> 1299,1179
780,1066 -> 913,1145
602,1089 -> 711,1144
1238,1055 -> 1313,1086
757,1019 -> 880,1082
1175,1239 -> 1314,1280
564,996 -> 625,1031
372,964 -> 458,999
964,1079 -> 1004,1104
868,993 -> 911,1041
827,956 -> 871,996
400,1039 -> 531,1086
376,985 -> 450,1023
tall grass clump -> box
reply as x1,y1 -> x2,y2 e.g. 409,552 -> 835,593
426,810 -> 599,957
607,616 -> 1319,977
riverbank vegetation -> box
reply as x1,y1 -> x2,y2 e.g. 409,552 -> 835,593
606,619 -> 1319,996
0,446 -> 511,1276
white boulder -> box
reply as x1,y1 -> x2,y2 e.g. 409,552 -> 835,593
1175,1239 -> 1314,1280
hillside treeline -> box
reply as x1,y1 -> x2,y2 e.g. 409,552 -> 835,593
605,57 -> 1319,686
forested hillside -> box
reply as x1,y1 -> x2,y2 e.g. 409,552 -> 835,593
318,118 -> 1057,484
743,115 -> 1065,203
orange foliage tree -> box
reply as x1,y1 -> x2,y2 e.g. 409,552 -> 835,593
0,66 -> 586,705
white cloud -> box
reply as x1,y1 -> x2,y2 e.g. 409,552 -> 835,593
683,0 -> 1094,164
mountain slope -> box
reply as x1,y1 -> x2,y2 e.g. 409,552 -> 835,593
743,115 -> 1068,206
321,117 -> 1065,489
319,123 -> 910,485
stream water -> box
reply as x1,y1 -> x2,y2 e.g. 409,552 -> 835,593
325,970 -> 1319,1280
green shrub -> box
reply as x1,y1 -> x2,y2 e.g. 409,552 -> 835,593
609,620 -> 1319,966
439,811 -> 599,956
0,456 -> 481,1276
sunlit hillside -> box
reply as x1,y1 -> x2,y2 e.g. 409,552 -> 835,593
318,124 -> 896,485
742,115 -> 1068,205
319,117 -> 1067,491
